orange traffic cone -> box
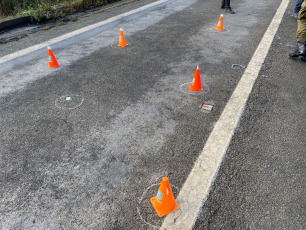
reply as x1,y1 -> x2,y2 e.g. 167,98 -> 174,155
48,46 -> 60,68
118,28 -> 128,47
215,14 -> 224,31
189,65 -> 203,91
151,177 -> 180,217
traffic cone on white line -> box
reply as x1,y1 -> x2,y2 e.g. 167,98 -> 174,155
150,177 -> 180,217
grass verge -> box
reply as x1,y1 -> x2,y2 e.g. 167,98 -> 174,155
0,0 -> 123,22
0,34 -> 28,44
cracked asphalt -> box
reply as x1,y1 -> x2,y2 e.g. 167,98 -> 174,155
0,0 -> 305,229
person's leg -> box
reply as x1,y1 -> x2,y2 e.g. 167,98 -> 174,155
224,0 -> 235,14
297,0 -> 306,42
294,0 -> 304,13
221,0 -> 225,9
293,0 -> 304,19
290,0 -> 306,58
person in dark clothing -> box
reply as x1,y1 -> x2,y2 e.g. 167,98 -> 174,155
289,0 -> 306,61
221,0 -> 235,14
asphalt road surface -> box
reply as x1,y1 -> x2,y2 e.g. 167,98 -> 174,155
0,0 -> 305,229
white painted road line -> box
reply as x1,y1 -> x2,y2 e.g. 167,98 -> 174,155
0,0 -> 171,65
161,0 -> 290,229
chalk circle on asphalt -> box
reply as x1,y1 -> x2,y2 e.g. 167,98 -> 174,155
180,82 -> 210,95
55,95 -> 84,110
209,27 -> 230,33
137,183 -> 189,229
38,60 -> 70,72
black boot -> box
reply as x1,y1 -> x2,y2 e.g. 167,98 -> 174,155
289,41 -> 306,57
299,42 -> 306,57
224,0 -> 235,14
225,7 -> 235,14
221,0 -> 225,9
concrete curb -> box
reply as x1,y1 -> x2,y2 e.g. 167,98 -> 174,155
0,16 -> 31,31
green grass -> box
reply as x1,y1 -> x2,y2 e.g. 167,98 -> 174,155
0,0 -> 122,22
42,25 -> 55,30
56,21 -> 65,26
0,34 -> 28,44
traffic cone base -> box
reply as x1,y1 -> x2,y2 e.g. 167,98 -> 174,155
189,66 -> 203,91
190,83 -> 203,91
150,177 -> 180,218
151,196 -> 179,217
48,60 -> 61,68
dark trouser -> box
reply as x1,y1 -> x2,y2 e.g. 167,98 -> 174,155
297,0 -> 306,41
294,0 -> 304,14
221,0 -> 231,8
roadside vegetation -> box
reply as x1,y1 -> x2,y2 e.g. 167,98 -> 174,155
0,0 -> 122,22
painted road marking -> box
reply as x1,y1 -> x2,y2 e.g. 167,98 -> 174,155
161,0 -> 290,229
0,0 -> 171,65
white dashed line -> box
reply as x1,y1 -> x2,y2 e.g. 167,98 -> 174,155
161,0 -> 290,229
